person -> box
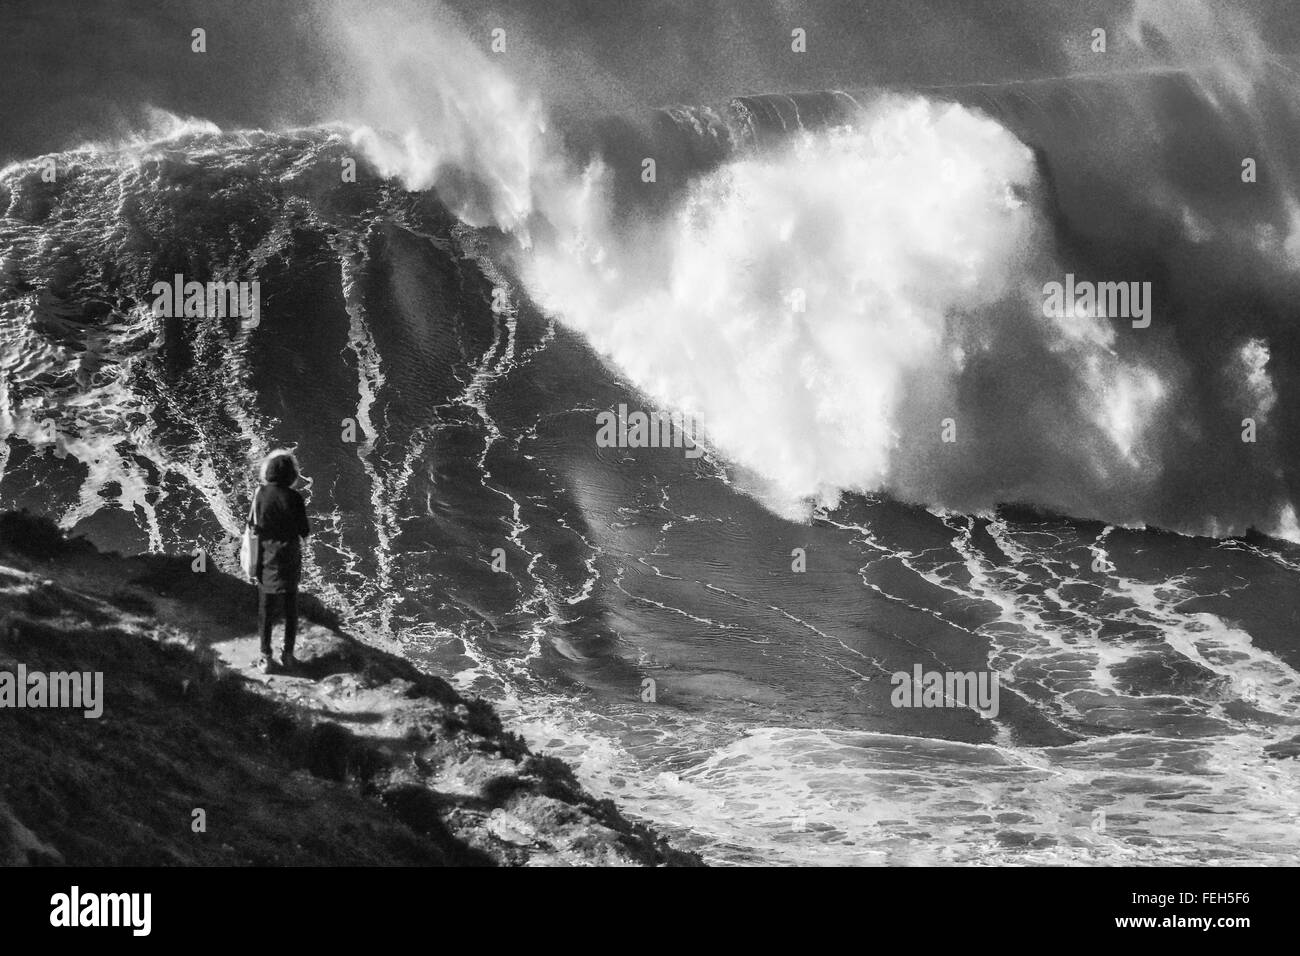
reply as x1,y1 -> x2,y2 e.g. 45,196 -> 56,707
250,450 -> 310,673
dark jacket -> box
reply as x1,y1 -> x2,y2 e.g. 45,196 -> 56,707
252,483 -> 309,593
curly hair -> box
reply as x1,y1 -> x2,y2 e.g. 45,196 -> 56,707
259,450 -> 300,486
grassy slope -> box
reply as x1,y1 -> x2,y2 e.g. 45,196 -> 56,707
0,511 -> 700,867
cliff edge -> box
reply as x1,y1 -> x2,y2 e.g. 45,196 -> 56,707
0,510 -> 700,867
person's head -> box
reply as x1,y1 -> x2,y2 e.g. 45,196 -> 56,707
259,449 -> 300,487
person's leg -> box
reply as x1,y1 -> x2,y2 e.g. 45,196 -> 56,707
283,589 -> 298,658
258,588 -> 274,657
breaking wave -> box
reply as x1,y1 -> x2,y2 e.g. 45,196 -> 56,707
326,0 -> 1300,539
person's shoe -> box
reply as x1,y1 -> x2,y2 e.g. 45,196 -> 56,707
258,655 -> 276,674
280,651 -> 297,671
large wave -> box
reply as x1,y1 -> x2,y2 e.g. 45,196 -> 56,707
5,0 -> 1300,542
319,0 -> 1300,540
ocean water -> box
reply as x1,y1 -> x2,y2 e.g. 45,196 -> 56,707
5,1 -> 1300,865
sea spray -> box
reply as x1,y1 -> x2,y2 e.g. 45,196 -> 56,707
324,6 -> 1187,527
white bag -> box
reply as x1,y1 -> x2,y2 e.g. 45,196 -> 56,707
239,496 -> 259,582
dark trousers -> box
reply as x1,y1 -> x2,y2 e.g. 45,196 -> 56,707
258,588 -> 298,656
